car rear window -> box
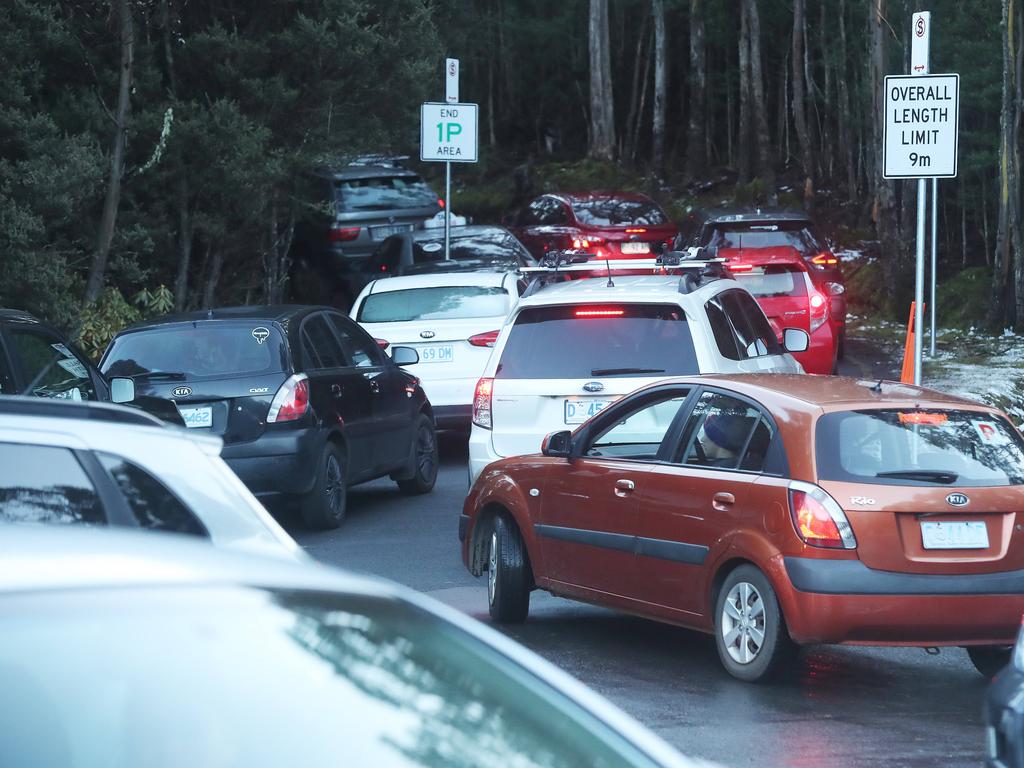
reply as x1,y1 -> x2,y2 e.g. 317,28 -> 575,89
816,409 -> 1024,486
705,221 -> 823,257
358,286 -> 510,323
496,304 -> 698,379
732,265 -> 808,298
571,198 -> 667,227
335,175 -> 437,211
102,323 -> 287,381
412,231 -> 529,264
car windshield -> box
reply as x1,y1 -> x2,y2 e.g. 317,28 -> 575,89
496,305 -> 698,379
335,175 -> 437,211
705,221 -> 823,257
816,408 -> 1024,486
413,231 -> 529,263
358,286 -> 510,323
101,323 -> 287,380
0,587 -> 660,768
731,265 -> 808,298
571,198 -> 667,227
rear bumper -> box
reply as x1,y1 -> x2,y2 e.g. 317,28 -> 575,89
468,427 -> 502,486
222,428 -> 324,497
772,556 -> 1024,645
435,404 -> 472,430
793,325 -> 836,374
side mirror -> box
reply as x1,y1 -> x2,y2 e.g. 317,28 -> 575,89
390,346 -> 419,366
782,328 -> 810,353
541,430 -> 572,458
110,377 -> 136,404
825,281 -> 845,296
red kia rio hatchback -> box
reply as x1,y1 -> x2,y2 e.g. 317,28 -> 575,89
460,374 -> 1024,682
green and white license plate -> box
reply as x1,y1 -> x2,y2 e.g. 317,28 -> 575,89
179,405 -> 213,429
564,398 -> 612,425
920,521 -> 989,550
620,242 -> 650,255
417,344 -> 454,363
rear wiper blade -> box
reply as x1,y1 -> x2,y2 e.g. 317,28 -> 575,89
590,367 -> 666,376
876,470 -> 959,484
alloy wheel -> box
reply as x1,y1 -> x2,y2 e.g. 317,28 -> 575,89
720,581 -> 766,665
416,424 -> 436,479
488,530 -> 498,604
324,453 -> 344,518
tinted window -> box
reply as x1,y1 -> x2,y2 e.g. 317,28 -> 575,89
678,392 -> 764,471
97,453 -> 205,536
0,444 -> 104,525
816,409 -> 1024,487
103,324 -> 286,381
329,315 -> 381,368
10,330 -> 96,400
358,287 -> 510,322
704,221 -> 824,257
585,391 -> 689,460
334,175 -> 437,211
571,198 -> 668,227
0,588 -> 662,768
732,265 -> 808,298
705,297 -> 741,360
735,292 -> 784,354
719,291 -> 782,358
530,197 -> 568,225
496,305 -> 698,379
411,231 -> 532,265
302,315 -> 347,369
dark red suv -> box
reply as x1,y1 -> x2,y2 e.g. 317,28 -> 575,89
508,192 -> 678,261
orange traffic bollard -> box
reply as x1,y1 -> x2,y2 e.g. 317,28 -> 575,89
900,302 -> 923,384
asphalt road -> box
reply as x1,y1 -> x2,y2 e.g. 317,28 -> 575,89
288,340 -> 989,768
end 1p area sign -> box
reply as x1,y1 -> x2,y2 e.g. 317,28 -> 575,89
421,102 -> 478,163
883,73 -> 959,179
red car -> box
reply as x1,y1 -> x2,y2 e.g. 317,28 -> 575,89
719,246 -> 838,374
508,192 -> 678,261
460,374 -> 1024,682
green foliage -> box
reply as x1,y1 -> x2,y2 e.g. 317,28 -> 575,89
936,267 -> 994,329
77,285 -> 174,361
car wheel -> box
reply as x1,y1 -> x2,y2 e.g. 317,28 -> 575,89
714,565 -> 796,682
488,515 -> 531,623
397,414 -> 438,495
967,646 -> 1012,678
301,443 -> 347,530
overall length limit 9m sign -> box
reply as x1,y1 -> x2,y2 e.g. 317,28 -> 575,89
883,73 -> 960,179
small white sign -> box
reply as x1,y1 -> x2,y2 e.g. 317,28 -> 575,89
911,11 -> 930,75
420,102 -> 478,163
883,74 -> 959,178
445,58 -> 459,104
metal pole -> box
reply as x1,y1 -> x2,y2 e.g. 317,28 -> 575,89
930,177 -> 937,356
914,178 -> 926,385
444,161 -> 452,260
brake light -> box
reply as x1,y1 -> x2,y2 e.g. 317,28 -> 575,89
811,252 -> 839,267
575,308 -> 625,318
438,198 -> 445,208
328,224 -> 361,242
729,263 -> 754,272
375,338 -> 390,349
267,374 -> 310,423
788,481 -> 856,549
472,377 -> 493,429
809,291 -> 829,332
897,411 -> 949,425
468,330 -> 499,347
624,227 -> 647,234
571,236 -> 606,249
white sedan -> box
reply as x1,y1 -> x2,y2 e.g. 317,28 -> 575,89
350,269 -> 521,430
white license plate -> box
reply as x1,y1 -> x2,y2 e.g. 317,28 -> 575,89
417,344 -> 454,364
564,398 -> 612,424
620,242 -> 650,254
179,405 -> 213,429
370,223 -> 414,241
921,521 -> 989,550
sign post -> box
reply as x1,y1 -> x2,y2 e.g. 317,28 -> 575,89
883,10 -> 958,384
444,59 -> 458,259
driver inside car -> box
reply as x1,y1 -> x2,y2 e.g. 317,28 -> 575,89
696,413 -> 753,467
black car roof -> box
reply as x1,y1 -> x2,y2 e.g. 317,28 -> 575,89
0,309 -> 43,325
119,305 -> 327,333
0,396 -> 166,428
699,209 -> 812,225
409,224 -> 513,242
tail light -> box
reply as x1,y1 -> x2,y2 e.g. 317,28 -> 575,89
624,227 -> 647,234
375,338 -> 390,349
267,374 -> 310,423
328,224 -> 361,242
809,291 -> 829,332
571,236 -> 606,249
729,263 -> 754,272
438,198 -> 446,208
472,377 -> 493,429
575,308 -> 624,318
468,330 -> 499,348
811,251 -> 839,267
788,481 -> 856,549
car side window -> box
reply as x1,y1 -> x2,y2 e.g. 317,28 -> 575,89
533,197 -> 567,226
676,392 -> 765,471
583,391 -> 689,461
328,314 -> 381,368
302,315 -> 347,369
9,330 -> 97,400
705,296 -> 741,360
0,443 -> 105,525
734,291 -> 783,356
97,453 -> 205,536
523,198 -> 546,225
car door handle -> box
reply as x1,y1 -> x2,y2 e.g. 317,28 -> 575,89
712,491 -> 735,511
614,479 -> 635,497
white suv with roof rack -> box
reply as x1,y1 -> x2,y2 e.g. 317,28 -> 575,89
467,255 -> 808,483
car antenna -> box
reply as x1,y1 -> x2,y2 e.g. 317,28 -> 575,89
605,257 -> 615,288
869,379 -> 883,393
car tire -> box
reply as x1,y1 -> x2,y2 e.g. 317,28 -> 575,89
967,646 -> 1012,678
301,443 -> 347,530
487,515 -> 531,623
396,413 -> 438,495
714,565 -> 796,682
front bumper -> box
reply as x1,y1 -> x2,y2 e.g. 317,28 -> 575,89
222,427 -> 324,497
772,556 -> 1024,645
986,666 -> 1024,768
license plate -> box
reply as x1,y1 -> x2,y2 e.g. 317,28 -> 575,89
921,521 -> 989,550
564,398 -> 612,425
417,344 -> 454,364
370,223 -> 414,241
179,405 -> 213,429
620,242 -> 650,254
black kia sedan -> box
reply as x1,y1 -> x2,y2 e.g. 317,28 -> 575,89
100,305 -> 438,529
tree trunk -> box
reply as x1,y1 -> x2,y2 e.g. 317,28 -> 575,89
745,0 -> 775,199
202,243 -> 223,310
83,0 -> 134,306
836,0 -> 856,200
685,0 -> 706,180
588,0 -> 616,161
262,198 -> 297,305
651,0 -> 667,174
791,0 -> 814,197
737,2 -> 751,183
1011,0 -> 1024,327
623,12 -> 651,162
630,46 -> 653,164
